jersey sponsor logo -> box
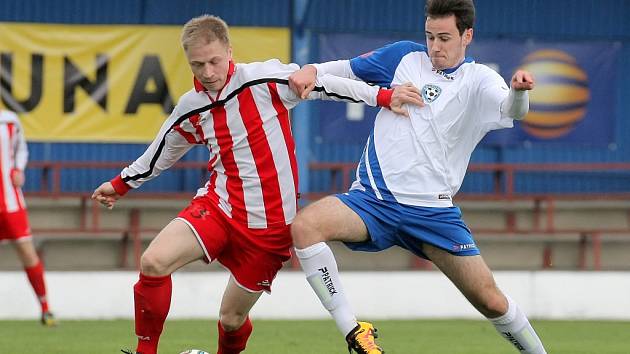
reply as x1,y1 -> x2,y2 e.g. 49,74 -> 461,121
421,84 -> 442,103
438,193 -> 451,200
318,267 -> 338,296
452,243 -> 477,252
432,68 -> 455,80
257,280 -> 271,287
502,331 -> 525,350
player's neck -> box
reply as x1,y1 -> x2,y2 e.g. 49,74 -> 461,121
434,56 -> 467,74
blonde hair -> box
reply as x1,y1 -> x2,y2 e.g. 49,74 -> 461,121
181,15 -> 230,50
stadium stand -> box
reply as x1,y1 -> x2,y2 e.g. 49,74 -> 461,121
1,0 -> 629,275
1,161 -> 628,272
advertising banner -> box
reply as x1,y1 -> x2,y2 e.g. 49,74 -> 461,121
0,23 -> 289,142
317,34 -> 619,146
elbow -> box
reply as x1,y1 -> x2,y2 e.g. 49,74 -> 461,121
512,105 -> 529,121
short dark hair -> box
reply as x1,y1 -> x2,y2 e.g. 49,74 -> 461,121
425,0 -> 475,35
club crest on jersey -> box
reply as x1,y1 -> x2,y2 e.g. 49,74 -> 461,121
421,84 -> 442,103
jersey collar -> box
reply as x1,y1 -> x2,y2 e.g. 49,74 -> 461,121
440,56 -> 474,74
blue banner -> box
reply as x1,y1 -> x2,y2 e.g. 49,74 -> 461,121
316,34 -> 620,146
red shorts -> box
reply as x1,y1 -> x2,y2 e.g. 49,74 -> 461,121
0,208 -> 32,241
177,197 -> 292,293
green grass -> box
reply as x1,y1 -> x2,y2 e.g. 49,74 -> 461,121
1,319 -> 629,353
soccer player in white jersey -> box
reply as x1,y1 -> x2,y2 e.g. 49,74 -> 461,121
288,0 -> 547,353
0,110 -> 56,327
92,15 -> 421,354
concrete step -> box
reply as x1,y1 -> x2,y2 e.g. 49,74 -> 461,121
9,197 -> 629,272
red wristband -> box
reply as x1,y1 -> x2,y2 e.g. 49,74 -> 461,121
110,175 -> 131,196
377,88 -> 393,108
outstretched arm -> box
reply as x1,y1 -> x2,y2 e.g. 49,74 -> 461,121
91,106 -> 196,208
303,74 -> 423,116
501,69 -> 535,120
289,63 -> 423,115
289,61 -> 356,99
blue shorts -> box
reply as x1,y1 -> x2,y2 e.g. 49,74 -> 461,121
336,190 -> 479,259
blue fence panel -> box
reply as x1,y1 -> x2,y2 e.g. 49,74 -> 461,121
143,0 -> 290,26
475,0 -> 630,40
302,0 -> 630,40
0,0 -> 142,24
0,0 -> 290,26
514,171 -> 630,194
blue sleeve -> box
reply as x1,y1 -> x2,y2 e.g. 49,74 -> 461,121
349,41 -> 427,88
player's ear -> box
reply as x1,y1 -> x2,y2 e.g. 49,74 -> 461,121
462,28 -> 473,46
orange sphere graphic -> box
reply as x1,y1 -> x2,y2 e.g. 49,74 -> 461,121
520,50 -> 589,139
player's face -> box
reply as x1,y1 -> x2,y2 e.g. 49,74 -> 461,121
185,40 -> 232,91
425,15 -> 472,70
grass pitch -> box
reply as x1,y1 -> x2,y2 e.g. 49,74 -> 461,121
1,319 -> 628,353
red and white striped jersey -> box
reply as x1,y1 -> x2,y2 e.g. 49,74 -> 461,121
0,110 -> 28,213
114,59 -> 388,229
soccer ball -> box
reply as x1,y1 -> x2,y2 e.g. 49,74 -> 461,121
179,350 -> 209,354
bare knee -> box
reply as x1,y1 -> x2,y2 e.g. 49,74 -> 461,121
219,310 -> 248,332
140,251 -> 170,277
291,213 -> 324,249
473,288 -> 508,318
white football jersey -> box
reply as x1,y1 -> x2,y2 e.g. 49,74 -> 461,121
323,41 -> 514,207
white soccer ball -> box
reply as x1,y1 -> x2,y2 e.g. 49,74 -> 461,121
179,350 -> 209,354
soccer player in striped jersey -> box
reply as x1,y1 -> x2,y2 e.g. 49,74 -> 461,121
288,0 -> 546,353
0,110 -> 56,327
92,15 -> 421,354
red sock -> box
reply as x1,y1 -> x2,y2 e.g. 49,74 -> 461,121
134,273 -> 172,354
24,261 -> 49,313
217,317 -> 253,354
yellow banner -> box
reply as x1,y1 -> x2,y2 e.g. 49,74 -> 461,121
0,23 -> 290,142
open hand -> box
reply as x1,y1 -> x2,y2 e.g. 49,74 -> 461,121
390,82 -> 424,117
91,182 -> 121,209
